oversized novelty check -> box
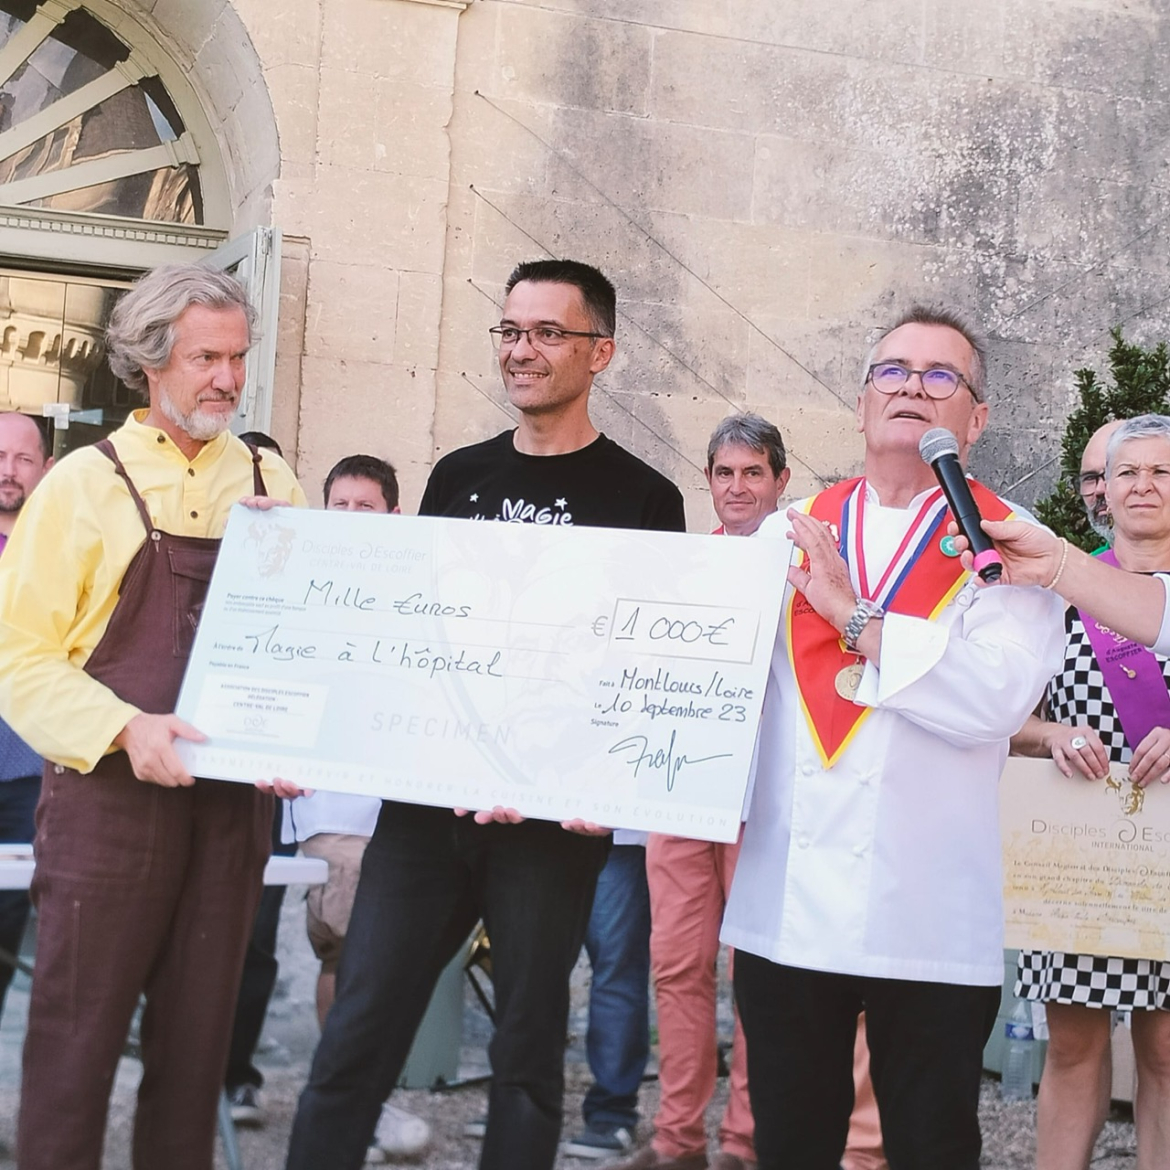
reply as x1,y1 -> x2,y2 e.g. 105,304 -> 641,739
1001,758 -> 1170,960
175,508 -> 789,842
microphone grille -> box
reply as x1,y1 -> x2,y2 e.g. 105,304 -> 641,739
919,427 -> 959,465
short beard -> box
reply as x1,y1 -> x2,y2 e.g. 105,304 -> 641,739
0,486 -> 24,514
158,389 -> 234,443
1086,507 -> 1114,545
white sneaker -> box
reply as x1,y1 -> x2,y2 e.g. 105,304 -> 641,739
226,1083 -> 264,1128
365,1102 -> 432,1162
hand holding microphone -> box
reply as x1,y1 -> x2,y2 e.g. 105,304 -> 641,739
919,427 -> 1003,583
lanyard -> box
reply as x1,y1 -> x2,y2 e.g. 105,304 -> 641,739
843,481 -> 947,607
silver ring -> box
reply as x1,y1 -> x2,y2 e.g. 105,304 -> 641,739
1070,735 -> 1088,750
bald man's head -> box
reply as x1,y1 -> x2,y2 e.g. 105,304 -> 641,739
0,412 -> 51,522
1080,419 -> 1124,541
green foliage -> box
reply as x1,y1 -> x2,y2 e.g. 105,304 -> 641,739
1034,329 -> 1170,551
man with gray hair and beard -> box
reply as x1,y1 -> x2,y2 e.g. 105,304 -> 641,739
1078,418 -> 1124,546
0,264 -> 305,1170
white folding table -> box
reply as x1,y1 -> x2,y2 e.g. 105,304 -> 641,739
0,847 -> 327,889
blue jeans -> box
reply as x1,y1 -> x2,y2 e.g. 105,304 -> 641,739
0,773 -> 40,1017
582,843 -> 651,1130
286,802 -> 610,1170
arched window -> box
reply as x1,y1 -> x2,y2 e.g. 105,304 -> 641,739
0,4 -> 280,449
0,0 -> 231,227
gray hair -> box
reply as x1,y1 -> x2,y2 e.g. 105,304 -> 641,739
106,264 -> 256,392
863,305 -> 987,403
707,412 -> 787,477
1105,413 -> 1170,475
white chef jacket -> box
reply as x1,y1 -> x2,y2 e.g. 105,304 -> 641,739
721,486 -> 1065,987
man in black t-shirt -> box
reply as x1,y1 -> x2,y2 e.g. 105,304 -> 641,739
286,260 -> 686,1170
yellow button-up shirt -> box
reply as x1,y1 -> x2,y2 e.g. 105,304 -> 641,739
0,411 -> 307,773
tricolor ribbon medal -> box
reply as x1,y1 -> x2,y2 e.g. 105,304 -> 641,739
787,477 -> 1011,767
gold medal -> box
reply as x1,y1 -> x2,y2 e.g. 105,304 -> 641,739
835,662 -> 864,701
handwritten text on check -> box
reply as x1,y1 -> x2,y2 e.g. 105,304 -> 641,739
175,509 -> 790,842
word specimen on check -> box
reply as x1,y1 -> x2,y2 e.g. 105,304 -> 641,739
175,508 -> 789,842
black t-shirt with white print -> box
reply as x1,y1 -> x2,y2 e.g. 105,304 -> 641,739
419,429 -> 686,534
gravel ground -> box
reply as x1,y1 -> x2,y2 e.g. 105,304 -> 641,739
0,886 -> 1140,1169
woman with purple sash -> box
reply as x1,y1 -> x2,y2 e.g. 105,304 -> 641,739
1012,414 -> 1170,1170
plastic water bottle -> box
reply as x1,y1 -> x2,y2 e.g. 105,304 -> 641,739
1001,998 -> 1035,1101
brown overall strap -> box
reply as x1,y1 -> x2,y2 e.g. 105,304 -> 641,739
95,439 -> 153,535
242,442 -> 269,497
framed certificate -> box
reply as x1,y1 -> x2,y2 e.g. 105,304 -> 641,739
1001,758 -> 1170,960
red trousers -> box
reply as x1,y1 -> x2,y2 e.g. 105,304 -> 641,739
646,831 -> 754,1160
843,1015 -> 889,1170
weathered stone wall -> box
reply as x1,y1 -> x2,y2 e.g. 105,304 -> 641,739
247,0 -> 459,506
174,0 -> 1169,520
125,0 -> 463,501
440,0 -> 1170,526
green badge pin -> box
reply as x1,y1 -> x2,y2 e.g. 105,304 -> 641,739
940,534 -> 960,557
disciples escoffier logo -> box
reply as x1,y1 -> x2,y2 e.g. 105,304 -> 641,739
1028,818 -> 1170,850
1030,796 -> 1170,850
1027,771 -> 1169,850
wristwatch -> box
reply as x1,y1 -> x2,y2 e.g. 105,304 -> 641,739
843,598 -> 884,652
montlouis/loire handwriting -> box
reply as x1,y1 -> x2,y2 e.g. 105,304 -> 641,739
614,665 -> 754,700
594,666 -> 754,722
608,729 -> 733,793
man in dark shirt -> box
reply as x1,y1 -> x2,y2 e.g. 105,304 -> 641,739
286,259 -> 685,1170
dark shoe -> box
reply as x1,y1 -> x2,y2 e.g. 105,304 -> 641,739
227,1083 -> 264,1127
596,1147 -> 708,1170
563,1122 -> 637,1159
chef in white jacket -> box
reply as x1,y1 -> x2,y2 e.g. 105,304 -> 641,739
722,306 -> 1065,1170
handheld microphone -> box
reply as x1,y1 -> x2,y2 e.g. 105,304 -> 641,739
918,428 -> 1003,583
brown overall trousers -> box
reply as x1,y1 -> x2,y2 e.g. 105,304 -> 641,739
18,441 -> 274,1170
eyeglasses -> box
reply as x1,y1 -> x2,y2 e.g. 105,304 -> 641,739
489,325 -> 607,350
1076,470 -> 1105,497
866,362 -> 976,401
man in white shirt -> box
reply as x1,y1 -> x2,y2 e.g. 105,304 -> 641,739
721,306 -> 1065,1170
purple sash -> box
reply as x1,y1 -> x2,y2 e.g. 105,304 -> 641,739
1077,549 -> 1170,752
